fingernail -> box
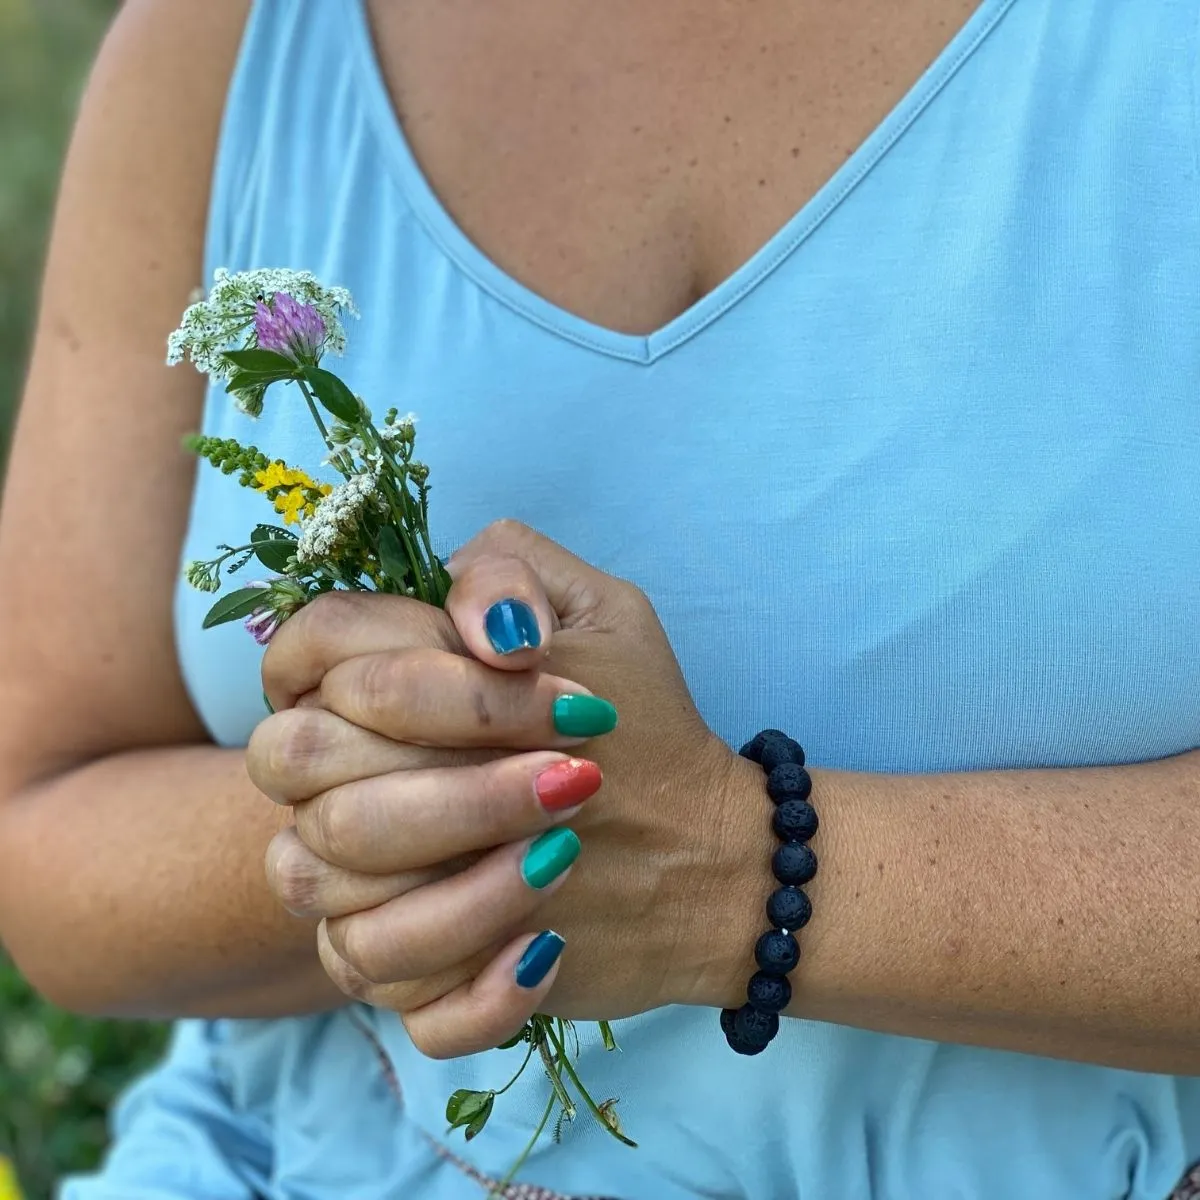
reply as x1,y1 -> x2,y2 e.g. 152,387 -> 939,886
535,758 -> 603,813
515,930 -> 566,989
485,598 -> 542,655
552,694 -> 618,738
521,828 -> 581,889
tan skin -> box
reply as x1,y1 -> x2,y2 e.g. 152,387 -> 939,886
0,0 -> 1195,1078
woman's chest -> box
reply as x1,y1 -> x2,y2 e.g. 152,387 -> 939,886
366,0 -> 979,335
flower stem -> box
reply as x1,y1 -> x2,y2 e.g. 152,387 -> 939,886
536,1034 -> 577,1122
545,1023 -> 637,1147
491,1092 -> 556,1196
295,378 -> 335,454
494,1040 -> 537,1097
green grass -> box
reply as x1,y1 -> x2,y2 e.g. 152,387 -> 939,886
0,2 -> 172,1196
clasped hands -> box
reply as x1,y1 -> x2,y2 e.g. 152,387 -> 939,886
247,521 -> 769,1058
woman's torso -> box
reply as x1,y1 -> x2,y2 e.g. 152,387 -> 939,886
164,1 -> 1200,1196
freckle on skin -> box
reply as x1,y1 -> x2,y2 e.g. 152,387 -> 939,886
791,146 -> 800,157
1057,917 -> 1065,927
54,316 -> 81,353
876,861 -> 885,875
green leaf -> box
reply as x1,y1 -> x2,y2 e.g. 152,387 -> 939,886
201,586 -> 269,630
223,348 -> 298,375
252,540 -> 296,573
376,526 -> 410,584
224,370 -> 278,395
302,365 -> 361,422
446,1089 -> 493,1129
251,525 -> 299,573
496,1030 -> 526,1051
463,1094 -> 494,1141
598,1021 -> 619,1052
253,524 -> 298,542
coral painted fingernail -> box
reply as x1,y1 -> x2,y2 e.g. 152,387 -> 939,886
535,758 -> 603,813
552,694 -> 618,738
515,930 -> 566,989
521,828 -> 581,889
485,598 -> 541,655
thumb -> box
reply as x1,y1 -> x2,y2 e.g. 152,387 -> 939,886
444,521 -> 611,669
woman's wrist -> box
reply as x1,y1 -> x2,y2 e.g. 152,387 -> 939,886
668,743 -> 780,1011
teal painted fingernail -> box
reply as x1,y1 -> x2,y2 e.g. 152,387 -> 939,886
485,598 -> 542,655
515,931 -> 566,988
521,828 -> 581,890
552,694 -> 618,738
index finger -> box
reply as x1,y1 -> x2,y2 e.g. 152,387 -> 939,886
263,589 -> 466,710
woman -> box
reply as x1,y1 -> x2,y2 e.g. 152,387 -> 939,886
0,0 -> 1198,1195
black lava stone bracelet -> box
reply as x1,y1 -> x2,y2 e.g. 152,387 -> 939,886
720,729 -> 818,1055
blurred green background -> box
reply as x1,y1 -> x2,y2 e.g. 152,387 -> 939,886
0,2 -> 170,1196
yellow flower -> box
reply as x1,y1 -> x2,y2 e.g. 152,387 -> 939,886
253,462 -> 323,494
274,487 -> 309,525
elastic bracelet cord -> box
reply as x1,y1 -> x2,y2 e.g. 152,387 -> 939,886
720,730 -> 818,1055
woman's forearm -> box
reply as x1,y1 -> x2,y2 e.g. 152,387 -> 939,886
703,749 -> 1200,1073
0,743 -> 343,1019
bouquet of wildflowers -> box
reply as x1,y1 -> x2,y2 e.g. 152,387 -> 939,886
168,269 -> 633,1178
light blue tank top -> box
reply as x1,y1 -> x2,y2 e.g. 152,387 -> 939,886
68,1 -> 1200,1197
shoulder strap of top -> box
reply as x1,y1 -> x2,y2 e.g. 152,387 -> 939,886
204,0 -> 365,278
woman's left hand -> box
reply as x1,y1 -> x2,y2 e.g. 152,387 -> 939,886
267,520 -> 772,1057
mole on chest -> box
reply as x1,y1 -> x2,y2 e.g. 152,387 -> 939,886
366,0 -> 979,333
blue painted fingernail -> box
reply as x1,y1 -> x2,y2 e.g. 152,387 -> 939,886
515,930 -> 566,989
485,598 -> 542,655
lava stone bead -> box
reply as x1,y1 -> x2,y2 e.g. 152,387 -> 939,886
772,799 -> 819,842
772,840 -> 818,886
746,970 -> 792,1013
754,929 -> 801,975
733,1003 -> 780,1047
767,885 -> 813,931
759,733 -> 805,773
767,764 -> 813,804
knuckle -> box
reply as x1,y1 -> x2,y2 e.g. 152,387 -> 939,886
246,708 -> 333,798
485,518 -> 534,545
310,785 -> 368,867
319,933 -> 375,1003
263,591 -> 362,691
612,577 -> 655,619
403,1017 -> 454,1061
472,763 -> 519,843
351,649 -> 427,725
332,913 -> 414,986
295,589 -> 368,647
264,833 -> 325,917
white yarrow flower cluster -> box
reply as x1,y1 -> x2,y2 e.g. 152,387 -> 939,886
166,267 -> 358,378
296,472 -> 383,563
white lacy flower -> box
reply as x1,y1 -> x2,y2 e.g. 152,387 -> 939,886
296,471 -> 383,563
380,412 -> 418,444
166,267 -> 358,378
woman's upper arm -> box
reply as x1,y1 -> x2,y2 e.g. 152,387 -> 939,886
0,0 -> 252,793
